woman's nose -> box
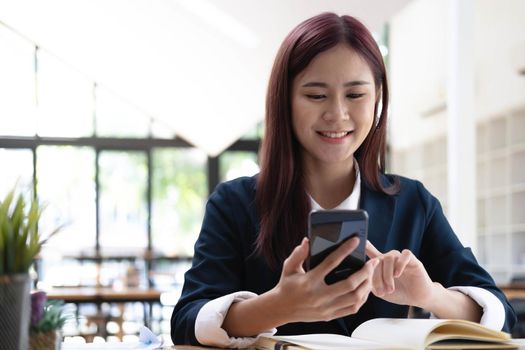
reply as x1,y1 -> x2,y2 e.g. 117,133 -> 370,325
322,97 -> 349,122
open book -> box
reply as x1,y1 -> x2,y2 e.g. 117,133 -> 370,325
254,318 -> 518,350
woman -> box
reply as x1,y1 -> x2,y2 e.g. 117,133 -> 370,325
170,12 -> 516,347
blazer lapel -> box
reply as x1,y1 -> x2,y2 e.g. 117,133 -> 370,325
359,176 -> 396,260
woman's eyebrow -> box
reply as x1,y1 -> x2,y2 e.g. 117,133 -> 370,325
301,80 -> 371,88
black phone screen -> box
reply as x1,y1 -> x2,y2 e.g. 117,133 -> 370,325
308,209 -> 368,284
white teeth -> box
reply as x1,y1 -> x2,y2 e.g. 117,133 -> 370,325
320,131 -> 349,138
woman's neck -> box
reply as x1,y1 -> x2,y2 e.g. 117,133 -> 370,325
304,159 -> 356,209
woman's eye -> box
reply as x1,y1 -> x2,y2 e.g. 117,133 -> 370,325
306,94 -> 326,100
347,93 -> 365,99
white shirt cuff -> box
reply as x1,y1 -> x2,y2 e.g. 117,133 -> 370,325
430,286 -> 505,330
194,291 -> 277,348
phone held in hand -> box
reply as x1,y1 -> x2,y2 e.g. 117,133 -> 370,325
307,209 -> 368,285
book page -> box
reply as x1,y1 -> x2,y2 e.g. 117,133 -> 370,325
427,341 -> 518,349
352,318 -> 511,349
257,333 -> 409,350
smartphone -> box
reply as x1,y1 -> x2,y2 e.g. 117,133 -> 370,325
307,209 -> 368,285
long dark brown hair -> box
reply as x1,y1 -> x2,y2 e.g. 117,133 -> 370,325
256,12 -> 399,268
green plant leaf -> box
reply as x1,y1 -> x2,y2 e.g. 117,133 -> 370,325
27,199 -> 41,237
31,299 -> 70,334
23,199 -> 42,271
0,189 -> 15,217
11,194 -> 25,236
0,210 -> 5,275
1,189 -> 16,274
1,186 -> 61,275
2,219 -> 14,273
23,243 -> 41,272
12,194 -> 27,271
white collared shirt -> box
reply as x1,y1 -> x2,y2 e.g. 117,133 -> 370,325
193,168 -> 505,347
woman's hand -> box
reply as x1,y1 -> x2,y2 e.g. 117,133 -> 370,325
270,237 -> 379,324
223,237 -> 379,337
365,241 -> 482,322
365,241 -> 435,308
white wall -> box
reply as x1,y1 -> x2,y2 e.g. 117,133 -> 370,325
388,0 -> 525,282
389,0 -> 525,150
389,0 -> 448,150
474,0 -> 525,121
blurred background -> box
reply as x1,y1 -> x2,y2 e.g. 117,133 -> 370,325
0,0 -> 524,344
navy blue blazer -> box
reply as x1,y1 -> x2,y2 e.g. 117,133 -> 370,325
171,174 -> 516,345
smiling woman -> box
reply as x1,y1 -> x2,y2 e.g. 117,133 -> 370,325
170,12 -> 516,348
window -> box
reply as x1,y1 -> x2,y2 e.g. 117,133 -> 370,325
240,121 -> 264,140
99,151 -> 148,250
0,148 -> 33,198
37,146 -> 96,254
219,151 -> 259,182
152,148 -> 207,256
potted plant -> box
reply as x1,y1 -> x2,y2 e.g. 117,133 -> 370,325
29,291 -> 67,350
0,187 -> 60,350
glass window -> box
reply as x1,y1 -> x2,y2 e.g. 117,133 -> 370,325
99,151 -> 148,249
36,146 -> 96,254
152,148 -> 207,256
239,122 -> 264,140
219,151 -> 259,182
95,87 -> 150,138
0,25 -> 36,136
0,148 -> 33,198
36,51 -> 94,137
373,24 -> 389,62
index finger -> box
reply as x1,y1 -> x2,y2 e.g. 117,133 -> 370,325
365,240 -> 383,258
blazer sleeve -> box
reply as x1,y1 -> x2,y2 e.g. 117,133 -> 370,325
170,182 -> 247,345
414,181 -> 517,332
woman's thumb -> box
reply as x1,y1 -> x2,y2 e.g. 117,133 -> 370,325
282,237 -> 309,275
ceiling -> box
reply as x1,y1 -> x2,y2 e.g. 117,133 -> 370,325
0,0 -> 411,155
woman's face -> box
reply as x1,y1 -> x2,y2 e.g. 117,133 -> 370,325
291,43 -> 377,168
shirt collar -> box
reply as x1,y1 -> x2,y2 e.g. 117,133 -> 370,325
309,160 -> 361,211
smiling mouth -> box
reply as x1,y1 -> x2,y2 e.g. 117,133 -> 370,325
316,131 -> 353,139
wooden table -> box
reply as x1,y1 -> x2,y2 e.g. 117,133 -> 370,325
499,283 -> 525,300
63,249 -> 192,262
46,287 -> 163,341
46,287 -> 162,304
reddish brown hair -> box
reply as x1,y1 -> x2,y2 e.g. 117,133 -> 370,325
256,12 -> 399,268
